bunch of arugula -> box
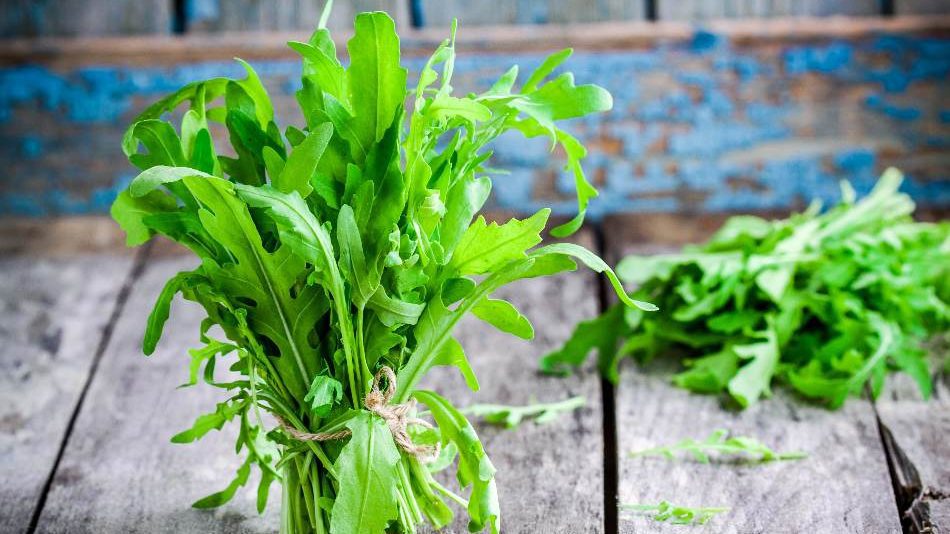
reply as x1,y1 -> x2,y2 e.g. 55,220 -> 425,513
111,8 -> 648,534
544,170 -> 949,408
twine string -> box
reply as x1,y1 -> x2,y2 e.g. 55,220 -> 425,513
275,366 -> 440,461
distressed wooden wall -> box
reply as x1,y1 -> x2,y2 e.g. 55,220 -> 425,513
1,16 -> 948,217
0,6 -> 948,217
2,0 -> 947,37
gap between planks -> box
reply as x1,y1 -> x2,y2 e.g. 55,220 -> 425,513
592,222 -> 620,534
872,371 -> 950,534
25,242 -> 153,534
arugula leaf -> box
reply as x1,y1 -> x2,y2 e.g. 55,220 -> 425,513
462,396 -> 585,428
727,321 -> 780,408
630,429 -> 806,463
329,412 -> 401,534
110,190 -> 177,246
415,390 -> 500,534
471,298 -> 534,340
449,210 -> 550,275
621,501 -> 729,526
305,373 -> 344,418
274,122 -> 333,197
347,12 -> 408,146
193,457 -> 252,509
540,303 -> 625,380
171,396 -> 248,444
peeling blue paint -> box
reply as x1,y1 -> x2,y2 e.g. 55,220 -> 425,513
784,42 -> 853,75
865,93 -> 922,121
20,136 -> 43,159
691,30 -> 726,53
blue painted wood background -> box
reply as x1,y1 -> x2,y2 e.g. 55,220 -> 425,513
1,25 -> 948,217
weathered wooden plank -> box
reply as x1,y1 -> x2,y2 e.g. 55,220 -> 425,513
658,0 -> 879,19
0,0 -> 171,38
4,16 -> 948,66
602,214 -> 902,533
187,0 -> 408,32
875,370 -> 950,533
35,255 -> 277,533
616,367 -> 901,533
37,229 -> 604,532
0,253 -> 135,534
421,0 -> 518,26
421,0 -> 643,27
0,217 -> 131,257
898,0 -> 949,15
6,16 -> 949,219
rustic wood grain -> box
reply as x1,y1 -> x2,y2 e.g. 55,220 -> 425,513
602,214 -> 902,534
3,15 -> 948,67
616,364 -> 901,533
898,0 -> 949,15
875,369 -> 950,533
36,229 -> 605,532
0,254 -> 135,534
34,256 -> 277,533
188,0 -> 407,33
421,0 -> 643,27
0,217 -> 130,257
658,0 -> 879,19
0,0 -> 170,38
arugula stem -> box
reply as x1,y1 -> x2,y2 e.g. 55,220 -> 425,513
272,406 -> 337,478
281,465 -> 291,534
397,459 -> 423,524
245,236 -> 312,399
244,350 -> 266,429
356,307 -> 372,391
311,464 -> 327,534
410,456 -> 469,508
295,455 -> 318,529
395,490 -> 415,533
335,296 -> 362,407
431,480 -> 468,508
282,462 -> 306,534
407,457 -> 438,503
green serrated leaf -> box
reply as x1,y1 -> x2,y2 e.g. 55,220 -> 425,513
471,298 -> 534,340
329,412 -> 401,534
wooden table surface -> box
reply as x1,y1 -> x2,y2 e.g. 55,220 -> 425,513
1,215 -> 946,534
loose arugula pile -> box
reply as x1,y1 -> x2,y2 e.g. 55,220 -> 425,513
111,7 -> 648,534
544,170 -> 949,408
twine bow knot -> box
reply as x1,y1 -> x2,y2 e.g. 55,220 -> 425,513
276,366 -> 440,461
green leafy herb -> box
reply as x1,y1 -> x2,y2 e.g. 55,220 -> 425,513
621,501 -> 729,525
461,396 -> 586,428
545,170 -> 949,409
112,6 -> 643,533
630,429 -> 806,463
